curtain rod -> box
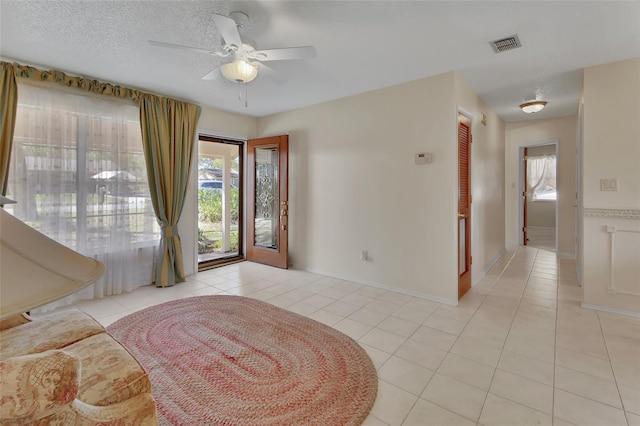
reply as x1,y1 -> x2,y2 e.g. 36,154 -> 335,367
2,60 -> 199,108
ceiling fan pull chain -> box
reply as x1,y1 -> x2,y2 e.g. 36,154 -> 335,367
237,84 -> 248,108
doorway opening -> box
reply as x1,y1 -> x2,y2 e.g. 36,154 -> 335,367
520,142 -> 558,252
197,135 -> 244,269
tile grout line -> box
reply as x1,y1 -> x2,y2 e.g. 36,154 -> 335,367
550,248 -> 559,425
398,249 -> 521,425
38,251 -> 629,425
596,310 -> 631,426
554,268 -> 631,418
494,251 -> 561,418
371,292 -> 455,425
474,249 -> 542,423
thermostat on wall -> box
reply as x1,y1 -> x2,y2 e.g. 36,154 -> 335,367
414,152 -> 433,165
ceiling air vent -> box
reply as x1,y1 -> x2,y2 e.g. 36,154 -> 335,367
491,34 -> 521,53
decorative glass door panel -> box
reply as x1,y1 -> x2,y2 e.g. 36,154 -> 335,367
247,136 -> 288,269
255,147 -> 279,249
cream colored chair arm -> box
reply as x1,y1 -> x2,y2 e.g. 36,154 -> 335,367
0,350 -> 79,421
0,313 -> 32,332
72,393 -> 158,425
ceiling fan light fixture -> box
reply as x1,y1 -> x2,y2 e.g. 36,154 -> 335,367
221,60 -> 258,83
519,100 -> 547,114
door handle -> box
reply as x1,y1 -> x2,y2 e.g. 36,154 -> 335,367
280,207 -> 288,231
458,213 -> 466,218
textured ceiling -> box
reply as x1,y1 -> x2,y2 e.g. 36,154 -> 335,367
1,1 -> 639,122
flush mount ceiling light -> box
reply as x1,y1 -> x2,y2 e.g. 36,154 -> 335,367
520,100 -> 547,114
221,60 -> 258,83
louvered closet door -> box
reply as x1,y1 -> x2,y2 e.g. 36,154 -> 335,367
458,121 -> 471,298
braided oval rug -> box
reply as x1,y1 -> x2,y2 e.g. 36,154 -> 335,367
107,295 -> 377,425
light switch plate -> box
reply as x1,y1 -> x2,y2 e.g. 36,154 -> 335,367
414,152 -> 432,165
600,178 -> 618,191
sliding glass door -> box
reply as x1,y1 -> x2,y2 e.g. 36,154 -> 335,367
197,136 -> 243,267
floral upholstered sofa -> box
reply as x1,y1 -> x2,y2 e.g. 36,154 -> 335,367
0,309 -> 157,425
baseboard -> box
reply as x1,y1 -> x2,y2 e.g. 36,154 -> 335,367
302,249 -> 513,307
303,267 -> 459,306
472,249 -> 507,287
557,252 -> 576,260
581,303 -> 640,318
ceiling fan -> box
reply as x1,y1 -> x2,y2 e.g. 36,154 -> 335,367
149,11 -> 316,84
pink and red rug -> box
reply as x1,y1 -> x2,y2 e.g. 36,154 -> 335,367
107,295 -> 377,425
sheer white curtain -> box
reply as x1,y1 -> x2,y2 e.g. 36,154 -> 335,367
526,154 -> 556,201
5,83 -> 160,312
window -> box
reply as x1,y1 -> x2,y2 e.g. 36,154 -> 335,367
6,83 -> 159,308
527,154 -> 557,201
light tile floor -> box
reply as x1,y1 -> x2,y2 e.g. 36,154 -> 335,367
526,228 -> 556,252
39,246 -> 640,425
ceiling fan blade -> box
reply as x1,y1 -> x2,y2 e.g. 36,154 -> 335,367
148,40 -> 222,56
212,13 -> 242,51
201,64 -> 223,80
252,46 -> 316,62
255,63 -> 287,84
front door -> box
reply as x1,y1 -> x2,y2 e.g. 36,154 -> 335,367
247,135 -> 289,268
458,116 -> 472,298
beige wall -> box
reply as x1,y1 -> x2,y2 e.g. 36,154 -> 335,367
528,145 -> 556,156
505,116 -> 577,256
256,71 -> 505,303
526,201 -> 556,228
583,58 -> 640,210
196,107 -> 259,142
180,106 -> 258,276
582,57 -> 640,313
454,73 -> 506,281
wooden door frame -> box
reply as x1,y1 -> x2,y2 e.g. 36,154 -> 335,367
517,139 -> 559,250
457,107 -> 473,299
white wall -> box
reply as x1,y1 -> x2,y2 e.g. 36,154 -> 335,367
582,57 -> 640,314
179,106 -> 258,276
505,116 -> 577,256
257,71 -> 505,304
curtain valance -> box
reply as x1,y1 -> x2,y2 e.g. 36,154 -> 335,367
4,61 -> 143,102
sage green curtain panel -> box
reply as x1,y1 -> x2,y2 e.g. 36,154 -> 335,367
0,62 -> 18,195
139,94 -> 201,287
